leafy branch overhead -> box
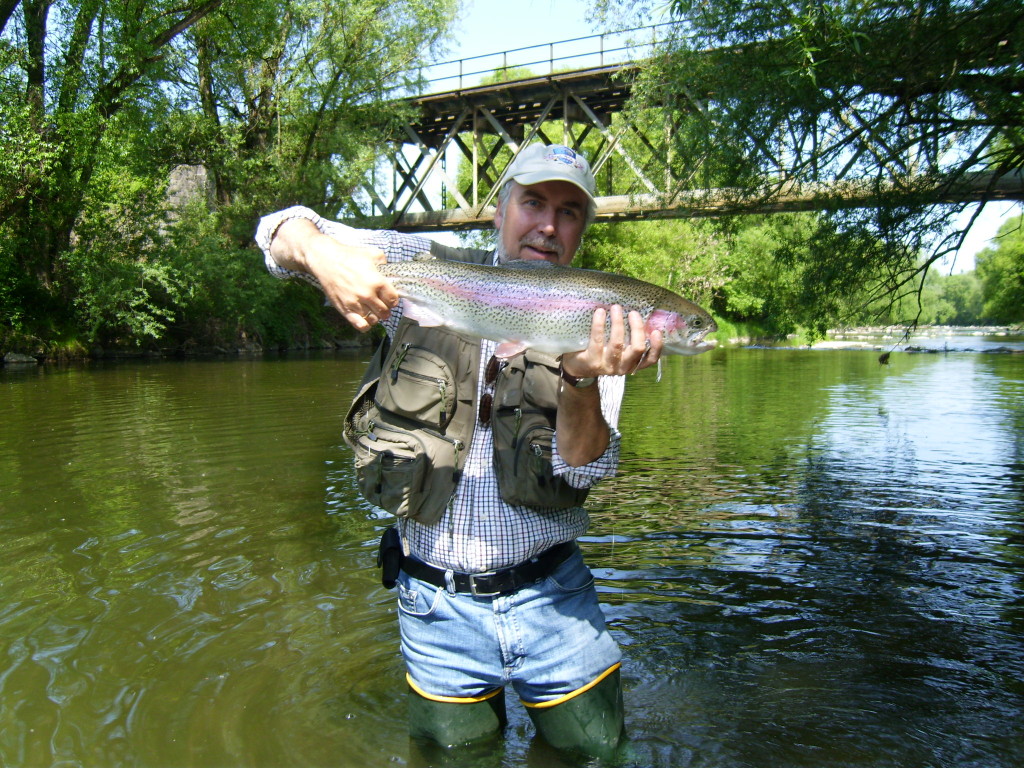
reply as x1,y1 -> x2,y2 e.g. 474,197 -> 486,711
605,0 -> 1023,322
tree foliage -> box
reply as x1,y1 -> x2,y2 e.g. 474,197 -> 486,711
580,218 -> 727,306
0,0 -> 456,351
633,0 -> 1022,185
976,215 -> 1024,323
596,0 -> 1023,325
1,1 -> 1016,354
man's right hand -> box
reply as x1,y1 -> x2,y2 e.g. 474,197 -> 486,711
269,218 -> 400,332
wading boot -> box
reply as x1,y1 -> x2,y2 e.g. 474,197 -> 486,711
407,687 -> 507,748
525,667 -> 625,760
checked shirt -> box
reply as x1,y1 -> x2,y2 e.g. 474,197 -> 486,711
256,206 -> 624,572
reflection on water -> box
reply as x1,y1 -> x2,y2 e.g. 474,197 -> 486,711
1,348 -> 1022,767
0,358 -> 408,767
588,349 -> 1024,767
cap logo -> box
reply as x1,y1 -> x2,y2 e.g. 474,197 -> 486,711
544,146 -> 585,170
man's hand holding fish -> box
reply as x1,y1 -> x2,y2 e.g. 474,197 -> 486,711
268,215 -> 398,332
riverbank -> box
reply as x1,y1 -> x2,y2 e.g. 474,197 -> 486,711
800,325 -> 1024,354
708,320 -> 1024,353
0,330 -> 378,367
5,324 -> 1022,368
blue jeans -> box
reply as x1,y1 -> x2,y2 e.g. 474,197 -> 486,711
397,547 -> 621,704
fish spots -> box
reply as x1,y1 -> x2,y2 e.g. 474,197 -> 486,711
418,276 -> 596,314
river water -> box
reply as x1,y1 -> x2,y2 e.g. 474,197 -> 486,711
1,334 -> 1022,767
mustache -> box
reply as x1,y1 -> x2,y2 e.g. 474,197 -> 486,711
519,234 -> 564,258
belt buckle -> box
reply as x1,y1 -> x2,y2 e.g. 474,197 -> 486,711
468,571 -> 503,597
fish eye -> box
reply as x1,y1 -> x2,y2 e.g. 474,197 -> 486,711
692,317 -> 703,328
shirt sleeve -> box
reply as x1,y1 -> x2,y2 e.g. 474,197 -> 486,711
256,205 -> 434,276
255,206 -> 324,284
254,205 -> 434,336
550,375 -> 625,488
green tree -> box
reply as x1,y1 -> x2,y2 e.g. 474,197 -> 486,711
597,0 -> 1023,327
976,215 -> 1024,323
934,272 -> 985,325
869,267 -> 985,326
580,217 -> 727,302
2,0 -> 224,320
166,0 -> 456,219
0,0 -> 456,350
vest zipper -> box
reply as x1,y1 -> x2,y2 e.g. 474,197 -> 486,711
443,433 -> 464,484
511,407 -> 522,449
390,344 -> 411,382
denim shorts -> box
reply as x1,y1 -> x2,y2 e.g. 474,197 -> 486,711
396,547 -> 621,704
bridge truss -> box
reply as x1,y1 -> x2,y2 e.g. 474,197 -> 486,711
342,28 -> 1024,233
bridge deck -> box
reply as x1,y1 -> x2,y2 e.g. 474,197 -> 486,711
344,27 -> 1023,232
411,65 -> 637,149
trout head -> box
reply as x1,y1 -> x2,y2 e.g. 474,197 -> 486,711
647,308 -> 718,356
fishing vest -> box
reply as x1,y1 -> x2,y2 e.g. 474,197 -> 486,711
342,242 -> 588,525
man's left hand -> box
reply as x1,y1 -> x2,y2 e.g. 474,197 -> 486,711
561,305 -> 664,379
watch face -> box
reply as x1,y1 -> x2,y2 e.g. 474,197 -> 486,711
574,377 -> 596,388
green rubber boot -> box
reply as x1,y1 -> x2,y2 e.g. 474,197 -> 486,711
407,687 -> 507,748
526,668 -> 625,759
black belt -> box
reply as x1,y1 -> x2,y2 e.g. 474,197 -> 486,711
401,541 -> 577,597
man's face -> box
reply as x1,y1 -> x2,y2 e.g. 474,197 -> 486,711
494,180 -> 588,265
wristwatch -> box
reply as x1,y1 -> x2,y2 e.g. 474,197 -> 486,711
559,366 -> 596,388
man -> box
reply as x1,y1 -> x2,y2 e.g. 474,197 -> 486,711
255,143 -> 663,757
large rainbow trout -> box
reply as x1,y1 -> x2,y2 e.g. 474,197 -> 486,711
379,255 -> 717,359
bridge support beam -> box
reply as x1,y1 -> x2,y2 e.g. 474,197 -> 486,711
349,170 -> 1024,232
342,62 -> 1024,233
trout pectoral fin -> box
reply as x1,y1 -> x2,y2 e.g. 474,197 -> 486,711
494,341 -> 529,359
403,301 -> 447,328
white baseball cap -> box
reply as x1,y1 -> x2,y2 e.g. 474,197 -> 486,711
505,143 -> 596,203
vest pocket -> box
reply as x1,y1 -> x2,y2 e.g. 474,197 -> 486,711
492,409 -> 587,510
520,425 -> 556,481
350,417 -> 463,526
352,422 -> 429,520
375,344 -> 457,430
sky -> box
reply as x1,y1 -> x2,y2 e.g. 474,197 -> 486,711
438,0 -> 1020,270
446,0 -> 601,64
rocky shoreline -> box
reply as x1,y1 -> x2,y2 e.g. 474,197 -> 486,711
799,325 -> 1024,354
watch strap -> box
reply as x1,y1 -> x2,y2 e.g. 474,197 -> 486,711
559,364 -> 596,388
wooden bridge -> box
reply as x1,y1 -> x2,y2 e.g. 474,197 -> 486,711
342,25 -> 1024,232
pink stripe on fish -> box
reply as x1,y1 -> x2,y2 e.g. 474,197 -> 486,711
420,277 -> 597,312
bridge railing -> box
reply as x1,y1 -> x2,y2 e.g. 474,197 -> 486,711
411,22 -> 678,95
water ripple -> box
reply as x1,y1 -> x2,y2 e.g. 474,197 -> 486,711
2,352 -> 1022,766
